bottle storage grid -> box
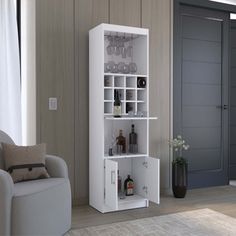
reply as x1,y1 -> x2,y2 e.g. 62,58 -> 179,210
104,74 -> 147,115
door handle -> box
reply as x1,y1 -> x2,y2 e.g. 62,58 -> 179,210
216,105 -> 228,110
223,105 -> 228,110
111,170 -> 116,184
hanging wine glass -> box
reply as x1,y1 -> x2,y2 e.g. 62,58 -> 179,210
106,35 -> 113,55
114,36 -> 120,56
126,35 -> 133,58
129,62 -> 137,74
121,35 -> 126,58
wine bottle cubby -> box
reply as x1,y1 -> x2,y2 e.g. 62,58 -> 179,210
103,75 -> 147,116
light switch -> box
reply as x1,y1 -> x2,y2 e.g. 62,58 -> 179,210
49,97 -> 57,110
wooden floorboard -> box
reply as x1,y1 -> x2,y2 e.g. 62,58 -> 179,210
72,185 -> 236,229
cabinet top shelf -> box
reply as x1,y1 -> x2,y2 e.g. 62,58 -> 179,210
90,23 -> 149,36
104,116 -> 158,120
104,153 -> 148,159
104,73 -> 147,77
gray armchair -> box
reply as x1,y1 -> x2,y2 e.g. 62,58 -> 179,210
0,130 -> 71,236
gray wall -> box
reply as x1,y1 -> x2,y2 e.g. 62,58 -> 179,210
36,0 -> 172,205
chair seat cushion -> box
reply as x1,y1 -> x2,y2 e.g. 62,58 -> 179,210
14,178 -> 66,197
12,178 -> 71,236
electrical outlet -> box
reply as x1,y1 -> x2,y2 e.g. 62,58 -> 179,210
49,97 -> 57,110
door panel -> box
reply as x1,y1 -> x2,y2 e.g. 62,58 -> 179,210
232,49 -> 236,67
230,20 -> 236,179
185,149 -> 221,171
105,159 -> 118,210
132,157 -> 146,197
132,157 -> 160,204
174,5 -> 229,188
230,146 -> 236,165
231,69 -> 236,86
182,39 -> 221,63
182,15 -> 221,42
183,107 -> 221,127
231,107 -> 236,125
183,127 -> 221,149
182,61 -> 221,85
182,84 -> 221,106
146,157 -> 160,204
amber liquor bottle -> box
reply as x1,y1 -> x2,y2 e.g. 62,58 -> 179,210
124,175 -> 134,196
116,129 -> 126,154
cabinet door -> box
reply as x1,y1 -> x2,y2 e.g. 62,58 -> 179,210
105,159 -> 118,210
146,157 -> 160,204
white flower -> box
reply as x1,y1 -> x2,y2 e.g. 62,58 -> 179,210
169,135 -> 190,153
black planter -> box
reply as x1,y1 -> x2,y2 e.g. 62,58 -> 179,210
172,162 -> 188,198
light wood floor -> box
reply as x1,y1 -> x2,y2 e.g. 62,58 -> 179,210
72,185 -> 236,229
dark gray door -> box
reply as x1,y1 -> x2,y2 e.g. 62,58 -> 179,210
230,20 -> 236,179
174,5 -> 229,188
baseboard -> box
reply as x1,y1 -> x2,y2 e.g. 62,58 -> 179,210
72,197 -> 89,207
160,187 -> 172,196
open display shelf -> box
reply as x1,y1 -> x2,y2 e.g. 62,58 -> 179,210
89,23 -> 160,213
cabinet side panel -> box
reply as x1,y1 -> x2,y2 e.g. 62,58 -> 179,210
89,27 -> 105,211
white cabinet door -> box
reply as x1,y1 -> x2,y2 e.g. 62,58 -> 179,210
105,159 -> 118,210
132,157 -> 160,204
146,157 -> 160,204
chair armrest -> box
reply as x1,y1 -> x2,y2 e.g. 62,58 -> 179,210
0,169 -> 14,236
45,154 -> 68,178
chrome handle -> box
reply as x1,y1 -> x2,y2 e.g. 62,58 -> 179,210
223,105 -> 228,110
111,170 -> 116,184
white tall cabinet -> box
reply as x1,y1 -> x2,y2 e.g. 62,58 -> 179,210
89,24 -> 160,213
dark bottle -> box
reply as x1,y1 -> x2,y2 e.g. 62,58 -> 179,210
129,124 -> 138,153
124,175 -> 134,196
116,130 -> 126,154
118,170 -> 122,194
137,77 -> 146,88
113,90 -> 121,117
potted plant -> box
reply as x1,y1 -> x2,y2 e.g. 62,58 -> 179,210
169,135 -> 190,198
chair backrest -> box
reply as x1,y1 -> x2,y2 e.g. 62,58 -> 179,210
0,130 -> 14,170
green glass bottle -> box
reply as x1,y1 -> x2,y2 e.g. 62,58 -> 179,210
113,90 -> 121,117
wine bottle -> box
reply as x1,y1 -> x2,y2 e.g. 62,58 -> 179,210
118,170 -> 122,194
137,77 -> 146,88
124,175 -> 134,196
113,90 -> 121,117
129,124 -> 138,153
116,129 -> 126,154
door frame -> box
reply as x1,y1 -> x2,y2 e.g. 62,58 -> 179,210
173,0 -> 236,188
